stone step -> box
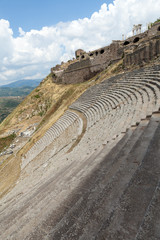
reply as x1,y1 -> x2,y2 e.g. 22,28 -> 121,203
22,110 -> 82,169
40,128 -> 136,239
95,117 -> 160,240
47,120 -> 150,239
58,118 -> 155,240
135,182 -> 160,240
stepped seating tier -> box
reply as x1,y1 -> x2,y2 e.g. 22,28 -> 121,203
70,65 -> 160,130
27,114 -> 160,240
22,110 -> 83,169
23,65 -> 160,160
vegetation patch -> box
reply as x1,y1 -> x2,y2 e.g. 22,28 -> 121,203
111,61 -> 123,74
34,94 -> 41,99
150,18 -> 160,27
0,133 -> 16,153
37,88 -> 75,129
39,111 -> 45,117
154,18 -> 160,24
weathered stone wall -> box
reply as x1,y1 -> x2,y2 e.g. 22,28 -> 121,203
86,41 -> 122,65
51,22 -> 160,84
75,49 -> 86,59
123,32 -> 147,46
67,58 -> 92,71
53,61 -> 103,84
52,41 -> 123,84
148,22 -> 160,37
124,37 -> 160,68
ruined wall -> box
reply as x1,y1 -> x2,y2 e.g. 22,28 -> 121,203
67,58 -> 92,71
51,21 -> 160,84
123,32 -> 147,46
61,66 -> 102,84
80,41 -> 122,65
75,49 -> 86,59
52,41 -> 123,84
53,59 -> 104,84
124,37 -> 160,68
123,22 -> 160,68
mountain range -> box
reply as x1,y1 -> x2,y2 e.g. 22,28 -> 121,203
0,79 -> 42,97
0,79 -> 42,88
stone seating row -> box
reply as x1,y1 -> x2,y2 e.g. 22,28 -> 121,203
32,111 -> 78,146
70,66 -> 160,130
71,65 -> 160,109
71,83 -> 146,117
22,110 -> 83,169
92,72 -> 159,106
19,66 -> 158,206
95,85 -> 144,138
23,65 -> 160,169
124,64 -> 160,77
119,79 -> 160,110
71,94 -> 131,130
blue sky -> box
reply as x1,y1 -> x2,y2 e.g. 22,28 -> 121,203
0,0 -> 159,85
0,0 -> 113,37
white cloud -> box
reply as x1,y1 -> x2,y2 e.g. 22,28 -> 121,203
0,0 -> 160,85
18,27 -> 25,37
0,20 -> 14,64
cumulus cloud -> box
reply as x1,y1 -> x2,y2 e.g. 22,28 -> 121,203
0,0 -> 160,85
0,20 -> 13,63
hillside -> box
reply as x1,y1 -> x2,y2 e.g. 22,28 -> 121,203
0,79 -> 42,123
0,21 -> 159,240
0,79 -> 42,97
0,97 -> 24,123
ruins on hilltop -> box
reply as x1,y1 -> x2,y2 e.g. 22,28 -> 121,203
51,21 -> 160,84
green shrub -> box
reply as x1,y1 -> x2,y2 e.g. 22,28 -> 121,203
39,111 -> 44,117
34,94 -> 40,99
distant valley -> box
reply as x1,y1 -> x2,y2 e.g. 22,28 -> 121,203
0,79 -> 42,123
